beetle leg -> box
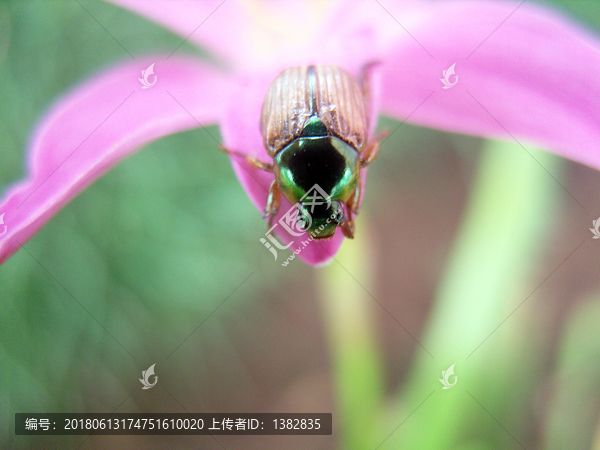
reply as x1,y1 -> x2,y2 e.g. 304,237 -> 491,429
341,209 -> 355,239
360,140 -> 380,168
263,180 -> 281,226
358,62 -> 387,169
358,61 -> 381,105
219,145 -> 273,172
341,179 -> 361,239
347,177 -> 361,214
360,130 -> 389,168
245,155 -> 274,172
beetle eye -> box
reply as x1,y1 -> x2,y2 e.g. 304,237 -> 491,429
295,205 -> 312,231
331,201 -> 344,225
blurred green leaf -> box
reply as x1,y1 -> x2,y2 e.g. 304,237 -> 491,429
385,141 -> 562,449
544,296 -> 600,450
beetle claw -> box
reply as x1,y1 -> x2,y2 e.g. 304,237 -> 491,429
340,204 -> 356,239
220,146 -> 273,172
341,219 -> 355,239
263,180 -> 281,227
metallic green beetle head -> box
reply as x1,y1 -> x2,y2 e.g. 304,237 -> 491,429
274,118 -> 359,239
296,200 -> 345,240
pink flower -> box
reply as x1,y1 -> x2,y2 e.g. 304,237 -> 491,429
1,0 -> 599,266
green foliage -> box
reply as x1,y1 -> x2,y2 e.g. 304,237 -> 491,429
0,2 -> 281,447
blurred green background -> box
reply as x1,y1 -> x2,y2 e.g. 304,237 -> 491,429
1,1 -> 600,449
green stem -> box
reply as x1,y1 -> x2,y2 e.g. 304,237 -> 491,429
389,140 -> 561,449
318,221 -> 385,449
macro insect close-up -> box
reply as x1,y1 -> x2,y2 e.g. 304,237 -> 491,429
225,64 -> 380,241
1,1 -> 600,449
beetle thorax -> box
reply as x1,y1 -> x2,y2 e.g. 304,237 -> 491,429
274,116 -> 359,206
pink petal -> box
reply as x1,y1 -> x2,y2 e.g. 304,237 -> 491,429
0,57 -> 228,264
106,0 -> 397,73
105,0 -> 246,65
379,0 -> 600,170
105,0 -> 340,70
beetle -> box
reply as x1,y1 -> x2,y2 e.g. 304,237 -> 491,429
223,64 -> 382,240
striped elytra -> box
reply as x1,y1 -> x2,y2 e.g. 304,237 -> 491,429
260,65 -> 369,156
